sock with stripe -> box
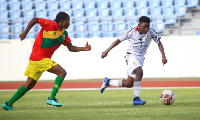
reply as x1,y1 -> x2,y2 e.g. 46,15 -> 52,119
49,76 -> 64,99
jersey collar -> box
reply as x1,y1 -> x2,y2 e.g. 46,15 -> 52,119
135,26 -> 139,31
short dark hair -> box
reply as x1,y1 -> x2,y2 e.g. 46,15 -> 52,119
139,16 -> 150,23
54,12 -> 70,23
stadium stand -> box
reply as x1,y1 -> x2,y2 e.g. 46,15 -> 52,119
0,0 -> 200,39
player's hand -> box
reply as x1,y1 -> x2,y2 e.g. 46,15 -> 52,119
162,56 -> 167,66
84,42 -> 91,51
19,31 -> 27,41
101,51 -> 108,59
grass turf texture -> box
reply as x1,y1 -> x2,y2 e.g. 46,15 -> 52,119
0,89 -> 200,120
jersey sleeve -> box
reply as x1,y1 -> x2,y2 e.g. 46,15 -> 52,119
118,28 -> 133,41
150,28 -> 161,44
39,18 -> 54,31
62,34 -> 71,46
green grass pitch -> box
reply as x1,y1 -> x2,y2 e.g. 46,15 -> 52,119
0,88 -> 200,120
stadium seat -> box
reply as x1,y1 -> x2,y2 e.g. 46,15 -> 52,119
10,3 -> 21,11
175,6 -> 187,17
115,23 -> 126,31
0,11 -> 8,21
151,20 -> 165,33
99,32 -> 108,38
36,2 -> 46,11
137,8 -> 149,16
124,8 -> 137,19
161,0 -> 173,7
14,23 -> 23,33
150,7 -> 162,17
174,0 -> 186,7
84,32 -> 94,38
59,1 -> 71,11
111,8 -> 124,19
84,1 -> 95,9
0,0 -> 6,3
164,15 -> 177,25
73,10 -> 84,19
135,0 -> 148,8
74,24 -> 85,32
72,1 -> 84,10
0,34 -> 13,39
10,11 -> 21,20
148,0 -> 160,8
162,7 -> 175,17
109,31 -> 121,37
22,2 -> 32,11
99,23 -> 114,32
85,9 -> 97,19
110,1 -> 123,9
123,1 -> 135,8
0,3 -> 7,11
187,0 -> 199,8
97,9 -> 110,18
86,23 -> 99,32
14,34 -> 20,39
48,10 -> 58,20
26,33 -> 36,39
36,11 -> 47,18
124,20 -> 138,29
66,24 -> 73,33
23,11 -> 34,20
97,1 -> 110,9
73,32 -> 84,38
68,32 -> 74,38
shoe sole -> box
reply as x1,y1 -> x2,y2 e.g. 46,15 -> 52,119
2,106 -> 13,111
133,102 -> 146,105
47,103 -> 62,107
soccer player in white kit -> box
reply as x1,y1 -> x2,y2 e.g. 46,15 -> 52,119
100,16 -> 167,105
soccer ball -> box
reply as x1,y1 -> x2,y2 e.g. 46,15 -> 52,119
160,90 -> 176,105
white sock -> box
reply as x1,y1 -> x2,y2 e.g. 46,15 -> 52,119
134,81 -> 141,98
109,80 -> 123,87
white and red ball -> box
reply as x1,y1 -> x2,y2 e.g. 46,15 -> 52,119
160,90 -> 176,105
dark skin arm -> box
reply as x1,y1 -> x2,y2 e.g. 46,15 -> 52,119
158,42 -> 167,66
66,41 -> 91,52
19,18 -> 39,41
101,39 -> 121,58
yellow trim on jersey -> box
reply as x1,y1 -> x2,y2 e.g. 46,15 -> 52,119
43,29 -> 65,39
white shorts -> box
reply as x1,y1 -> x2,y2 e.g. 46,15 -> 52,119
124,55 -> 144,78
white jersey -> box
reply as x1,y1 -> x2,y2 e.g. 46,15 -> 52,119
118,27 -> 161,57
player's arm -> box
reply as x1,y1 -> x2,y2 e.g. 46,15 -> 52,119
19,18 -> 39,41
65,41 -> 91,52
101,39 -> 121,59
158,42 -> 167,66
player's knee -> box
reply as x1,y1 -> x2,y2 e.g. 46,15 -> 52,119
60,70 -> 67,78
126,82 -> 133,88
136,71 -> 143,78
25,84 -> 35,90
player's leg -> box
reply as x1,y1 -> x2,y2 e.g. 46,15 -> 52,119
100,76 -> 134,93
132,66 -> 146,105
2,77 -> 37,111
46,64 -> 66,106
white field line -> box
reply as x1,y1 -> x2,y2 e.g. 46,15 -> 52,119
0,87 -> 200,91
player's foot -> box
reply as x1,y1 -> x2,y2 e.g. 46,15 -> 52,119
100,77 -> 110,93
133,97 -> 146,105
2,102 -> 13,111
47,97 -> 62,107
